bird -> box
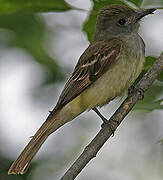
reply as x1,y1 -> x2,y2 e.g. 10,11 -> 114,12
8,4 -> 156,175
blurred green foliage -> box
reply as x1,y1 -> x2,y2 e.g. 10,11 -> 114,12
0,0 -> 163,179
0,0 -> 74,84
0,0 -> 72,14
0,14 -> 65,84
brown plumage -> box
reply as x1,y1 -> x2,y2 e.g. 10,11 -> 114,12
55,38 -> 123,110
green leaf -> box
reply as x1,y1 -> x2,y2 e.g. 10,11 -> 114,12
83,0 -> 127,42
135,99 -> 163,111
144,56 -> 156,71
144,56 -> 163,81
133,56 -> 163,111
0,0 -> 72,14
157,72 -> 163,81
135,56 -> 163,84
127,0 -> 143,7
157,138 -> 163,145
134,82 -> 163,111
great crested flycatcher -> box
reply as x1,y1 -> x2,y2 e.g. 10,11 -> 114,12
8,4 -> 156,175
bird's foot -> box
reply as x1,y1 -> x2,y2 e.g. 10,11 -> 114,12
128,85 -> 144,100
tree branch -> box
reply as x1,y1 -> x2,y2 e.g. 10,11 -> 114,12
61,53 -> 163,180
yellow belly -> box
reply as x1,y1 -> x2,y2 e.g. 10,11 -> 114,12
80,55 -> 145,110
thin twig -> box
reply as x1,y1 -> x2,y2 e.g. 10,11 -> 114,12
61,53 -> 163,180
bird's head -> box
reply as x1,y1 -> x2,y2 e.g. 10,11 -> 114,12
94,4 -> 156,40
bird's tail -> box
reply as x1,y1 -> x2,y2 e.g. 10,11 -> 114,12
8,100 -> 84,175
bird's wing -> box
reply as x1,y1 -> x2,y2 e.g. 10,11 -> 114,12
55,38 -> 123,110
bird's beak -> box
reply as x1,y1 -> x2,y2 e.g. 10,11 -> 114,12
135,8 -> 156,22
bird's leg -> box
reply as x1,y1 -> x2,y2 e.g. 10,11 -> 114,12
92,107 -> 119,136
92,107 -> 108,124
128,85 -> 144,100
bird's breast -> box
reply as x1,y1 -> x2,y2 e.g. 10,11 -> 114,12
80,42 -> 145,109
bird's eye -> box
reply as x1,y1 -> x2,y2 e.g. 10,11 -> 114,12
118,18 -> 126,25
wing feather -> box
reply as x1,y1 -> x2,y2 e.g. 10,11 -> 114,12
55,38 -> 123,110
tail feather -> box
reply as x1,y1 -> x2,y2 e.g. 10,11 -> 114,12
8,110 -> 62,175
8,97 -> 84,175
